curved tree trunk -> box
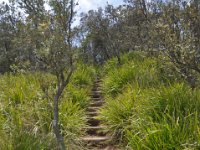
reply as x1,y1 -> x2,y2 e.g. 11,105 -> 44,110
53,69 -> 73,150
53,85 -> 66,150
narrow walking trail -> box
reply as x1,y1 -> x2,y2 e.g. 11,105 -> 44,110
81,77 -> 118,150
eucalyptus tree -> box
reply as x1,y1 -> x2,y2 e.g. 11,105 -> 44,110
7,0 -> 48,70
150,0 -> 200,87
120,0 -> 200,87
80,5 -> 125,64
0,1 -> 20,73
104,4 -> 123,64
79,8 -> 111,64
47,1 -> 75,149
122,0 -> 151,51
16,0 -> 77,149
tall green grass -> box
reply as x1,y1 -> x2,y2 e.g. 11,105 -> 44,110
65,63 -> 96,108
99,85 -> 139,142
0,62 -> 95,149
102,52 -> 161,97
126,83 -> 200,150
0,73 -> 54,149
100,52 -> 200,149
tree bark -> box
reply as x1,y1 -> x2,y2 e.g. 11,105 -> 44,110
53,91 -> 66,150
53,86 -> 66,150
53,69 -> 73,150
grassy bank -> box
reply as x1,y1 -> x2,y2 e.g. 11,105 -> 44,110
99,52 -> 200,149
0,62 -> 95,150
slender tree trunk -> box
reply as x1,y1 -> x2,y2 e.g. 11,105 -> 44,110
116,54 -> 121,65
104,48 -> 111,60
112,42 -> 121,65
114,46 -> 121,65
53,85 -> 66,150
53,69 -> 73,150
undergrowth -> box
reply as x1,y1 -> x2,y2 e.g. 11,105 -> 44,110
99,51 -> 200,149
0,62 -> 95,149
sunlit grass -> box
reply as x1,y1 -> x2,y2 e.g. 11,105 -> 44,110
0,62 -> 95,149
126,83 -> 200,150
100,52 -> 200,149
102,53 -> 161,97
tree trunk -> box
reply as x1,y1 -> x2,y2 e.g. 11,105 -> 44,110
113,49 -> 121,65
53,85 -> 66,150
52,69 -> 73,150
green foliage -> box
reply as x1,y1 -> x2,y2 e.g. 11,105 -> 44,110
151,83 -> 200,121
11,131 -> 50,150
0,63 -> 95,149
72,63 -> 95,86
103,58 -> 120,73
156,56 -> 182,84
65,63 -> 96,108
126,83 -> 200,150
121,51 -> 146,63
99,86 -> 138,142
66,85 -> 90,108
100,52 -> 200,149
60,100 -> 87,149
102,52 -> 161,97
0,73 -> 54,149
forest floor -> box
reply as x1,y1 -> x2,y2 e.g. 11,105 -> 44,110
81,77 -> 119,150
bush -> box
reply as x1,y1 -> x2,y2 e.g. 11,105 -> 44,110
99,86 -> 136,142
102,56 -> 160,97
0,73 -> 54,149
60,100 -> 87,149
100,52 -> 200,149
126,83 -> 200,150
64,63 -> 96,108
0,62 -> 96,149
66,85 -> 90,108
71,63 -> 95,86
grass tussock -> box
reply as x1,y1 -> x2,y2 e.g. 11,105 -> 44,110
100,52 -> 200,149
1,51 -> 199,149
0,62 -> 95,149
102,52 -> 162,97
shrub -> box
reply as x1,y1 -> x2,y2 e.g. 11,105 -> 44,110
99,86 -> 140,143
0,64 -> 95,149
60,100 -> 87,149
71,63 -> 95,86
102,57 -> 160,97
66,85 -> 90,108
101,52 -> 200,149
126,83 -> 200,150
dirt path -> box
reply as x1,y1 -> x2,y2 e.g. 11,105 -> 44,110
81,77 -> 119,150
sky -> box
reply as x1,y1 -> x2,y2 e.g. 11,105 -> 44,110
0,0 -> 124,13
77,0 -> 124,12
0,0 -> 124,26
75,0 -> 124,25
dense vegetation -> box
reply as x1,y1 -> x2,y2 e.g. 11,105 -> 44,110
100,52 -> 200,149
0,0 -> 200,149
0,63 -> 95,149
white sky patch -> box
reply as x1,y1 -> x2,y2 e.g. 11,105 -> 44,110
73,0 -> 124,26
77,0 -> 94,12
77,0 -> 124,13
